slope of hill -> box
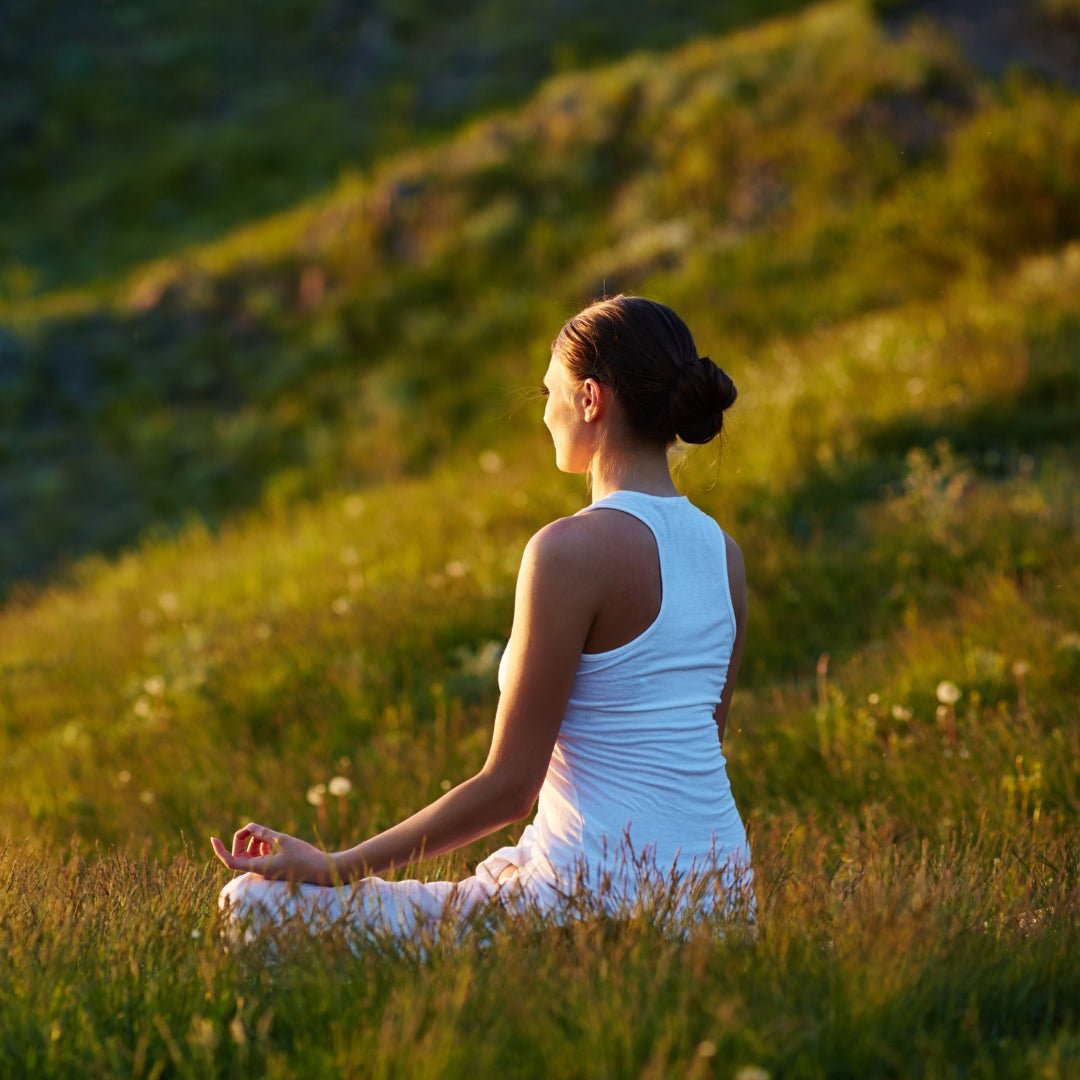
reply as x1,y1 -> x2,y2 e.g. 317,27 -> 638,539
0,0 -> 819,291
4,0 -> 1078,595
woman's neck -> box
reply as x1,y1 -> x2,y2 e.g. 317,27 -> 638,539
589,445 -> 679,502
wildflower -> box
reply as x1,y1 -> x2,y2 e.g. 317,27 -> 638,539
143,676 -> 165,697
191,928 -> 202,940
891,705 -> 912,722
936,681 -> 961,705
328,776 -> 352,798
445,560 -> 467,579
440,779 -> 452,792
133,697 -> 153,719
306,783 -> 327,807
117,770 -> 131,785
867,693 -> 880,705
696,1040 -> 717,1059
331,596 -> 351,616
139,790 -> 155,805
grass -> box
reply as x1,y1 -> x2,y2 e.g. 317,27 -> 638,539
1,0 -> 1078,1074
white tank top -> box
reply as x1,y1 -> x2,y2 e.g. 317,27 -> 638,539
498,490 -> 751,907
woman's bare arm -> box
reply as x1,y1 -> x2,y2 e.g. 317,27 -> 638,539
212,517 -> 602,884
713,533 -> 746,746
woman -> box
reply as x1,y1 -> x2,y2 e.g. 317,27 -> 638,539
213,295 -> 753,941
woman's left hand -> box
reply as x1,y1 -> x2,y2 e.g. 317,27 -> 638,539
210,823 -> 338,886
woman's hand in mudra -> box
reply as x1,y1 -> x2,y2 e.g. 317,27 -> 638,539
211,823 -> 338,886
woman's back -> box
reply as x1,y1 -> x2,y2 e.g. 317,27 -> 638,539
496,490 -> 750,910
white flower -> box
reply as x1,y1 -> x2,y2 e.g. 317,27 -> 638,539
891,705 -> 912,722
735,1067 -> 770,1080
1011,660 -> 1031,677
306,783 -> 327,807
143,676 -> 165,697
936,681 -> 961,705
328,776 -> 352,798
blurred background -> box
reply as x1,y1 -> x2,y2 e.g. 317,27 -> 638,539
0,0 -> 1077,847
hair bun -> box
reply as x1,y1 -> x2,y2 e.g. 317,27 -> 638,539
667,356 -> 738,445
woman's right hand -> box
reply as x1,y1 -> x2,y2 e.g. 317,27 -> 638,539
211,822 -> 339,886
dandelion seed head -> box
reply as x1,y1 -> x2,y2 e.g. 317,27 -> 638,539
735,1067 -> 770,1080
306,784 -> 327,807
936,680 -> 961,705
328,776 -> 352,797
143,676 -> 165,697
331,596 -> 351,616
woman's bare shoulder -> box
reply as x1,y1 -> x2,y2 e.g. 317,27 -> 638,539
523,513 -> 611,571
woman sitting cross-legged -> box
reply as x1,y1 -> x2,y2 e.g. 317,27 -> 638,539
212,294 -> 754,943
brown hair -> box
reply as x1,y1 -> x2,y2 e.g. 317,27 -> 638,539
553,295 -> 737,445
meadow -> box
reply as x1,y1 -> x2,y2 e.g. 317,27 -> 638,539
2,1 -> 1078,1075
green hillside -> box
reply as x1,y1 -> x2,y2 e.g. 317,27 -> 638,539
5,0 -> 1078,595
1,0 -> 819,291
1,1 -> 1078,1075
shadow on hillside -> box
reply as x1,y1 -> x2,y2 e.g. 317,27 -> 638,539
738,311 -> 1080,680
0,294 -> 353,598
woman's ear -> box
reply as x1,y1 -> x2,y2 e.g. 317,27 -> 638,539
580,378 -> 605,423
